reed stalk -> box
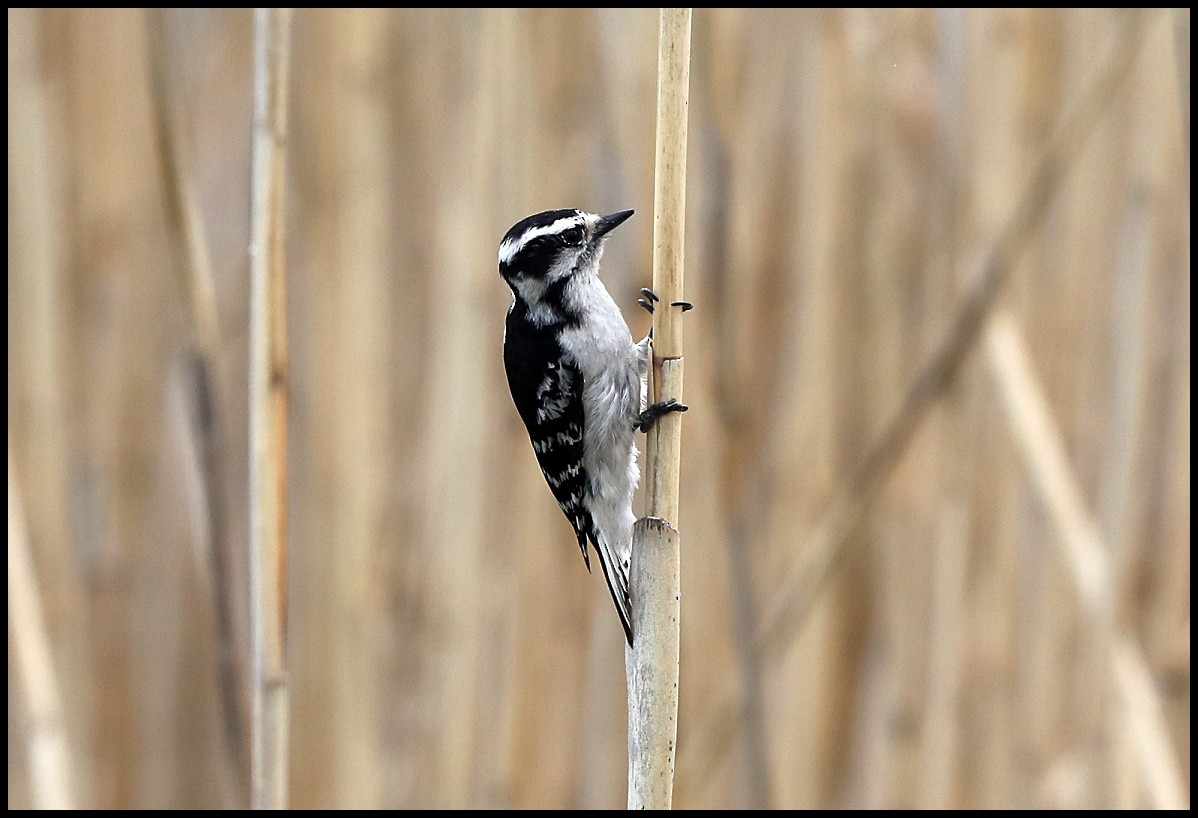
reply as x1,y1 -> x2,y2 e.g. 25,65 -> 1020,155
626,7 -> 691,810
8,449 -> 76,810
249,6 -> 292,810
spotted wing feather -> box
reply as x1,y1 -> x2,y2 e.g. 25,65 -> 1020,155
504,319 -> 592,569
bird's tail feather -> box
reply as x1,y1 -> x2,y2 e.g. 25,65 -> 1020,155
590,531 -> 633,646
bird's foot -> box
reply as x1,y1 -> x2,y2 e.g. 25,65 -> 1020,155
638,287 -> 660,314
638,288 -> 694,314
635,398 -> 689,432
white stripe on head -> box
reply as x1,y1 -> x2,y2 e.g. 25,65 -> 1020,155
498,213 -> 587,266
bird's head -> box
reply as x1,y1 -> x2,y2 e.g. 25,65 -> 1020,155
498,208 -> 634,303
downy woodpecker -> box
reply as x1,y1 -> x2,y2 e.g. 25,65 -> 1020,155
500,208 -> 687,644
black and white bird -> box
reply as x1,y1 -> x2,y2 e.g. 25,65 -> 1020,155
499,208 -> 687,645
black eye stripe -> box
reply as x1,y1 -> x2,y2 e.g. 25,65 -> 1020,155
527,228 -> 581,250
499,218 -> 587,279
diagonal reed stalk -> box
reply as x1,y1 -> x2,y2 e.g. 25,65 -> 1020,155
249,6 -> 293,810
143,10 -> 246,801
626,7 -> 691,811
985,314 -> 1186,810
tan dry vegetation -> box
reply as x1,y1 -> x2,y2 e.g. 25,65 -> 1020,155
7,7 -> 1190,810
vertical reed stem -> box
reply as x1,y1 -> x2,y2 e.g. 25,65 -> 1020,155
8,450 -> 76,810
627,7 -> 691,810
249,6 -> 292,810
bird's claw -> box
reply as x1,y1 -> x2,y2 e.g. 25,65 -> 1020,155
639,289 -> 694,315
638,288 -> 660,314
634,398 -> 689,433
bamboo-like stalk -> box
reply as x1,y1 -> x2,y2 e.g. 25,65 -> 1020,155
8,449 -> 76,810
249,7 -> 292,811
626,7 -> 690,811
8,16 -> 87,805
143,10 -> 245,800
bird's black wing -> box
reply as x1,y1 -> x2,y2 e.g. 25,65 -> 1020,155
504,314 -> 593,570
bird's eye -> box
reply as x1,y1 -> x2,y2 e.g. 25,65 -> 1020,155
561,227 -> 584,246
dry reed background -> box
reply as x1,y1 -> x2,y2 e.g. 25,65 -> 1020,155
7,7 -> 1190,810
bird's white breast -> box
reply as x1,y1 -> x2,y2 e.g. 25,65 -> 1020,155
558,274 -> 643,512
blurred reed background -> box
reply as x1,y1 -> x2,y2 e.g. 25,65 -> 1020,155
7,7 -> 1190,810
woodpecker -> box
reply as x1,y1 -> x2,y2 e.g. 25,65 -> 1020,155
499,208 -> 687,645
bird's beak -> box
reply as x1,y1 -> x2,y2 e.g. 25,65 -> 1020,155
593,209 -> 634,240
